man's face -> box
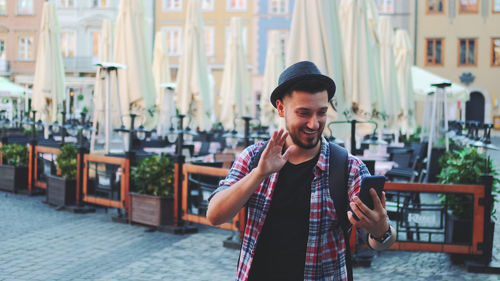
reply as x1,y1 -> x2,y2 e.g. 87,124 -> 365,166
276,90 -> 329,149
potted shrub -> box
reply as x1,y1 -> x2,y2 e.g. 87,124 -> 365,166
46,144 -> 77,207
130,154 -> 175,227
438,147 -> 499,245
0,143 -> 29,192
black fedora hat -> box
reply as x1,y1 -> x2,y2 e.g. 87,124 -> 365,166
270,61 -> 336,108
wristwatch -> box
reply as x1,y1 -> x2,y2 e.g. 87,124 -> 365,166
370,225 -> 392,244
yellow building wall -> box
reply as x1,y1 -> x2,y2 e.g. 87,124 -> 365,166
411,0 -> 500,124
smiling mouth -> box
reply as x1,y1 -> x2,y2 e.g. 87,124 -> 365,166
302,130 -> 317,136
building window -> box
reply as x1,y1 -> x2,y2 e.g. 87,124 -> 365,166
202,0 -> 214,11
379,0 -> 395,14
492,38 -> 500,66
162,27 -> 182,56
493,0 -> 500,13
18,36 -> 33,60
225,25 -> 248,53
425,38 -> 444,66
227,0 -> 246,11
0,0 -> 6,15
92,0 -> 107,8
92,32 -> 99,58
204,26 -> 214,56
61,31 -> 76,57
459,0 -> 479,13
458,38 -> 477,66
0,39 -> 5,59
17,0 -> 33,15
163,0 -> 182,11
59,0 -> 75,8
269,0 -> 288,14
426,0 -> 444,13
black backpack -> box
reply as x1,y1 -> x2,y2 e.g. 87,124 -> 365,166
249,141 -> 353,281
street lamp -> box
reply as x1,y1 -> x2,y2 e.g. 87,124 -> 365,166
327,119 -> 382,154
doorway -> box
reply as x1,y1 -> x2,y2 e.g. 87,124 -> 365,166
465,91 -> 485,123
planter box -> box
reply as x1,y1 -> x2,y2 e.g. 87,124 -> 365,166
130,193 -> 174,227
0,165 -> 28,192
47,175 -> 76,207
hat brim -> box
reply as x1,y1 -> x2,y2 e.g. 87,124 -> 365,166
270,74 -> 336,108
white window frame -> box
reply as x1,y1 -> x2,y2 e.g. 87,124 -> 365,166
0,0 -> 7,15
202,0 -> 214,11
17,0 -> 34,15
268,0 -> 288,15
162,26 -> 182,56
162,0 -> 182,11
493,0 -> 500,12
0,38 -> 6,59
227,0 -> 246,11
18,36 -> 33,61
379,0 -> 395,14
92,0 -> 107,8
59,0 -> 75,8
204,26 -> 214,56
61,31 -> 76,57
225,25 -> 248,54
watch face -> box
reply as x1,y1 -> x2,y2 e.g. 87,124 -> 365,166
372,227 -> 392,244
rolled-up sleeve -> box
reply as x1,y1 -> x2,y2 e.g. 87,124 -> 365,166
207,143 -> 263,202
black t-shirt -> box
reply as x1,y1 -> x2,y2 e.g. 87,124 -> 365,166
248,153 -> 319,281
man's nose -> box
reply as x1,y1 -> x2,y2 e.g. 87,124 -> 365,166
306,115 -> 320,130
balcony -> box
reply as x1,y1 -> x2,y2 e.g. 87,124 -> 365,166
63,56 -> 99,73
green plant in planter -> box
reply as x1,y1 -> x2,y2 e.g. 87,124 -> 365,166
56,144 -> 78,179
438,147 -> 499,220
131,154 -> 174,197
0,143 -> 28,167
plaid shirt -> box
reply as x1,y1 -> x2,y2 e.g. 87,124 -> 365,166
209,138 -> 370,281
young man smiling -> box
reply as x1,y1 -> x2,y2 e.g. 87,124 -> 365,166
207,61 -> 396,281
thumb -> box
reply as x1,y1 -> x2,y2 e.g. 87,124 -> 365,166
282,145 -> 297,161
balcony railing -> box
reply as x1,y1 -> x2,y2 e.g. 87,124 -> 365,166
63,56 -> 99,73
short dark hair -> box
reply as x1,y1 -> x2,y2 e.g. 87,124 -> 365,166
281,78 -> 330,100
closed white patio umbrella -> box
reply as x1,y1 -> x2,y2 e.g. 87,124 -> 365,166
152,30 -> 174,136
287,0 -> 348,138
113,0 -> 157,129
32,2 -> 65,125
260,30 -> 284,130
175,0 -> 213,130
394,29 -> 416,134
219,17 -> 252,130
378,16 -> 401,130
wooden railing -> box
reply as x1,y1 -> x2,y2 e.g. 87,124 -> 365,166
177,163 -> 245,237
82,154 -> 130,211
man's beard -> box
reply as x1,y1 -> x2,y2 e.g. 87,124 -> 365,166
287,126 -> 323,149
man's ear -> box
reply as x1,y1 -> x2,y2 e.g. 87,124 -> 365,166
276,99 -> 285,117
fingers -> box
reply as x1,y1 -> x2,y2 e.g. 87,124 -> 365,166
381,191 -> 386,209
371,188 -> 384,211
350,200 -> 368,221
282,145 -> 297,161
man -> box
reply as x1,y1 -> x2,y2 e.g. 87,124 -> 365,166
207,61 -> 396,281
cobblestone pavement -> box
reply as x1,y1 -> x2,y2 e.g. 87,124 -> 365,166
0,137 -> 499,281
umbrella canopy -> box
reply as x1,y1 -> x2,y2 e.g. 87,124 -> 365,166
412,66 -> 469,102
32,2 -> 65,124
260,30 -> 284,130
113,0 -> 156,128
339,0 -> 384,120
378,16 -> 401,130
0,77 -> 30,98
287,0 -> 348,131
394,29 -> 416,133
219,17 -> 252,129
175,0 -> 213,130
152,30 -> 174,136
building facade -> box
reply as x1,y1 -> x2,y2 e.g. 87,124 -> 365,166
0,0 -> 44,78
410,0 -> 500,124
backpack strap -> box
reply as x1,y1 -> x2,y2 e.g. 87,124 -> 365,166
328,142 -> 353,281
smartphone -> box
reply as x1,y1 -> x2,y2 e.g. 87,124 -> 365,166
351,175 -> 386,220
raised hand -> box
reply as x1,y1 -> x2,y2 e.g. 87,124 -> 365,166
255,129 -> 296,177
347,189 -> 389,238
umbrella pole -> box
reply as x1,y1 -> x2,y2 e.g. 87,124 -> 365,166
443,88 -> 449,151
425,91 -> 438,182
